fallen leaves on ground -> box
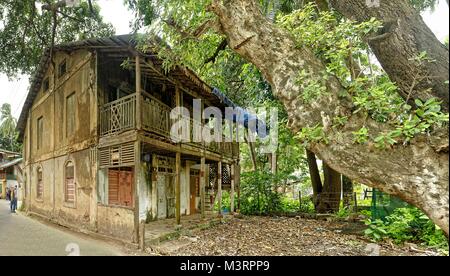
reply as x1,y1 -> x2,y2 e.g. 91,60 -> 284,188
154,216 -> 440,256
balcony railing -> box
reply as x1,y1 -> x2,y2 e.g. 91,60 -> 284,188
99,92 -> 238,157
100,94 -> 136,136
142,92 -> 172,137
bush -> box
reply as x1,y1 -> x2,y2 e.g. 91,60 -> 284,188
279,197 -> 300,213
240,171 -> 282,215
364,207 -> 448,251
213,190 -> 235,213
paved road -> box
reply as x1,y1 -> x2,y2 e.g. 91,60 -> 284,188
0,200 -> 125,256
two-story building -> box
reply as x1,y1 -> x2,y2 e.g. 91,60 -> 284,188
17,35 -> 246,243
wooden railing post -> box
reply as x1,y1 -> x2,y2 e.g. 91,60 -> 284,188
135,55 -> 142,130
218,161 -> 222,216
200,157 -> 206,219
230,162 -> 235,214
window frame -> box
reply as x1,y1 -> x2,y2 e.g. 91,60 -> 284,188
58,59 -> 67,78
66,92 -> 76,138
64,160 -> 76,206
36,166 -> 43,201
107,167 -> 134,208
37,116 -> 44,150
42,77 -> 50,93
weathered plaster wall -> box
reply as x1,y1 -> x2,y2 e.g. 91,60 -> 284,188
97,205 -> 135,241
24,49 -> 99,233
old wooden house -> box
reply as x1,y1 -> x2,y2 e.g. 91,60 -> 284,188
17,35 -> 243,243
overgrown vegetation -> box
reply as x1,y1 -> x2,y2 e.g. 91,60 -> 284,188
364,207 -> 449,253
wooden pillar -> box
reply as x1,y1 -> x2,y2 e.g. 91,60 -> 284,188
175,85 -> 182,225
217,161 -> 222,216
271,152 -> 277,174
230,163 -> 235,214
236,162 -> 241,211
200,157 -> 206,218
135,55 -> 142,130
151,154 -> 158,219
134,141 -> 141,244
175,152 -> 181,225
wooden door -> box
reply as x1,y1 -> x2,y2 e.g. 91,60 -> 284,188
119,170 -> 133,207
157,174 -> 167,219
190,176 -> 199,214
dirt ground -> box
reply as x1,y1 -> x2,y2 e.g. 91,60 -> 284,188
147,216 -> 442,256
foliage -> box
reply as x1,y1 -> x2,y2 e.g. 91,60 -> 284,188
297,124 -> 328,146
278,4 -> 449,149
0,104 -> 21,152
213,190 -> 235,212
240,171 -> 282,215
298,196 -> 316,214
364,207 -> 449,251
0,0 -> 114,77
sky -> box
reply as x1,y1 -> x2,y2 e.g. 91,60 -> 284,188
0,0 -> 449,119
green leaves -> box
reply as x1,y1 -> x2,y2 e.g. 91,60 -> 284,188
0,0 -> 114,77
364,207 -> 449,251
353,127 -> 369,144
298,125 -> 328,146
0,103 -> 21,152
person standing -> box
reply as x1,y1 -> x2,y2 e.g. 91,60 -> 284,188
10,186 -> 17,213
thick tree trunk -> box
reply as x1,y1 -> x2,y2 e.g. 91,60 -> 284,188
319,163 -> 342,213
307,149 -> 342,213
209,0 -> 449,235
342,176 -> 353,209
306,149 -> 323,198
330,0 -> 449,112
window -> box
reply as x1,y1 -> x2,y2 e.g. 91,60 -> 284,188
108,167 -> 134,207
42,78 -> 50,92
37,167 -> 43,200
37,117 -> 44,150
58,59 -> 67,78
65,161 -> 75,204
66,93 -> 76,137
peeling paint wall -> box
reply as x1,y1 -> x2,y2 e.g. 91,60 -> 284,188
97,205 -> 135,241
23,49 -> 99,233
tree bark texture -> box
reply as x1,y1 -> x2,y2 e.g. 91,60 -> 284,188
330,0 -> 449,112
209,0 -> 449,235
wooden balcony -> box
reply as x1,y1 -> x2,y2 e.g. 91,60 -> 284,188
99,92 -> 239,158
100,94 -> 136,136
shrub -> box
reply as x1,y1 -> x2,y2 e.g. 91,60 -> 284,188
240,171 -> 282,215
364,207 -> 449,252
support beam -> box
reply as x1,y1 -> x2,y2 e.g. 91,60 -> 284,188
217,161 -> 223,216
151,154 -> 158,220
135,55 -> 142,130
175,152 -> 181,226
200,156 -> 206,218
175,85 -> 182,226
230,163 -> 235,214
236,162 -> 241,211
134,141 -> 141,244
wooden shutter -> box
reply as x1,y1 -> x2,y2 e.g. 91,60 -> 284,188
118,170 -> 133,207
37,117 -> 44,150
66,93 -> 76,137
37,169 -> 43,199
65,164 -> 75,203
108,169 -> 119,205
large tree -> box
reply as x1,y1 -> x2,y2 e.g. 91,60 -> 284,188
0,0 -> 114,77
128,0 -> 448,234
329,0 -> 449,112
0,103 -> 20,152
